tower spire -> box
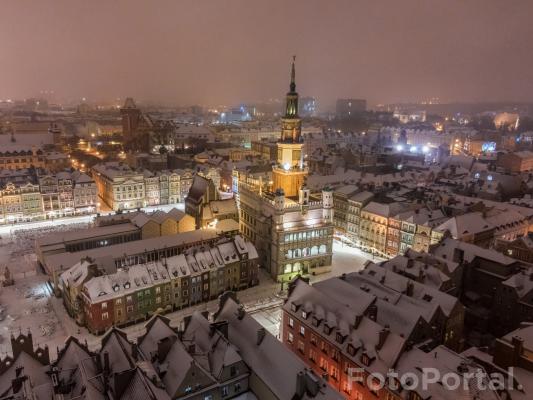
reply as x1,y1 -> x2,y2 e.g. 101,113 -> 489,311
290,55 -> 296,93
285,56 -> 299,118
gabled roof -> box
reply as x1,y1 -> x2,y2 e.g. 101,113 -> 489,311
216,296 -> 344,400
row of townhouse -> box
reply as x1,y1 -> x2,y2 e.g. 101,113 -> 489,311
333,186 -> 472,258
0,144 -> 70,172
281,276 -> 497,400
357,201 -> 446,258
0,170 -> 97,223
60,235 -> 259,334
92,161 -> 221,211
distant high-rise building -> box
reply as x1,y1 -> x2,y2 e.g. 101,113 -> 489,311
336,98 -> 366,118
299,96 -> 316,117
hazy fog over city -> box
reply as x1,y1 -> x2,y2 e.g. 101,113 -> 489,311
2,0 -> 533,108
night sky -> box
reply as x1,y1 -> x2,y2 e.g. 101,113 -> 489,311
1,0 -> 532,108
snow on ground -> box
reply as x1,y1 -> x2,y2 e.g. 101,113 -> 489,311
0,273 -> 68,360
310,239 -> 381,284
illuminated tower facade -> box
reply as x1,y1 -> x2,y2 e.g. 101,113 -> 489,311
236,58 -> 333,282
272,57 -> 308,197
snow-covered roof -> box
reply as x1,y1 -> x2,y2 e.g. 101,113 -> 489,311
435,212 -> 494,237
286,279 -> 406,376
431,237 -> 517,266
216,295 -> 344,399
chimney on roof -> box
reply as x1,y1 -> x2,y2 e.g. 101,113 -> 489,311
512,336 -> 524,365
377,326 -> 390,350
237,304 -> 245,320
295,371 -> 306,399
257,327 -> 266,346
131,343 -> 138,361
354,314 -> 363,329
103,351 -> 110,375
406,281 -> 414,297
367,304 -> 378,322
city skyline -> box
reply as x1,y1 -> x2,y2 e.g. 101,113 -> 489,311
1,0 -> 533,108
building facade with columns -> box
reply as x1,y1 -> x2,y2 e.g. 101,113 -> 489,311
236,59 -> 334,282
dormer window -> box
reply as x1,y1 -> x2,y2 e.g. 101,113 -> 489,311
312,316 -> 321,327
336,332 -> 346,344
408,391 -> 423,400
361,352 -> 374,367
347,344 -> 356,356
302,311 -> 308,319
323,324 -> 332,335
291,302 -> 299,312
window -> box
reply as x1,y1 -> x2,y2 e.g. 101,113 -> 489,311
309,349 -> 317,362
287,332 -> 294,344
288,317 -> 294,328
116,299 -> 122,305
361,353 -> 371,366
102,312 -> 109,320
310,334 -> 317,346
320,341 -> 327,353
330,365 -> 339,381
343,380 -> 352,394
300,326 -> 305,337
298,340 -> 305,353
101,302 -> 107,310
319,357 -> 328,371
221,386 -> 229,397
302,311 -> 308,319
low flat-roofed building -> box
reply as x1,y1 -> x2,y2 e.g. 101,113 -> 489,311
41,224 -> 239,291
36,222 -> 142,263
